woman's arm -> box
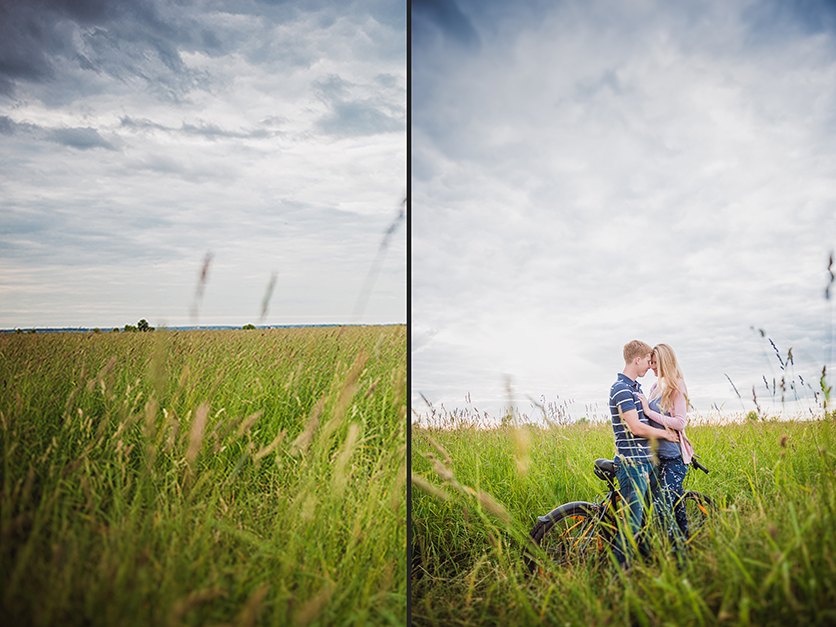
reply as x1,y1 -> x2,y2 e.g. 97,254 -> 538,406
620,407 -> 679,443
639,381 -> 688,430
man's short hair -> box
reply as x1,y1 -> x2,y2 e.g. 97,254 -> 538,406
623,340 -> 652,364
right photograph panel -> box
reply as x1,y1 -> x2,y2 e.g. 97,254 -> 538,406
410,1 -> 836,625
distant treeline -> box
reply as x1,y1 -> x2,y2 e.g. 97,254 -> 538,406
2,322 -> 403,334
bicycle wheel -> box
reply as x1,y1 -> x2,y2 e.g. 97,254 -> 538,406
681,491 -> 714,542
527,501 -> 615,572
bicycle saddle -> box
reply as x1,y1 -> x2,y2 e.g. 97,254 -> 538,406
594,458 -> 616,481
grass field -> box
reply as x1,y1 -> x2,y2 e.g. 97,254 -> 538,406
1,325 -> 406,626
412,410 -> 836,626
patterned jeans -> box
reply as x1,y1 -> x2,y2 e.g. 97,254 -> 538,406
652,455 -> 689,551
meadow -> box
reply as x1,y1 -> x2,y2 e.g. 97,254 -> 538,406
0,325 -> 406,626
411,409 -> 836,626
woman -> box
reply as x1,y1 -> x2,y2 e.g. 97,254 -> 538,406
638,343 -> 694,550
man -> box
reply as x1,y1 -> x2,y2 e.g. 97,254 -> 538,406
609,339 -> 678,569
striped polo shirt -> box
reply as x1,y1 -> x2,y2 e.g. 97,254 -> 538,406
609,372 -> 652,463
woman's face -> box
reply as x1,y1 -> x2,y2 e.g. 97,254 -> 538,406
650,353 -> 658,377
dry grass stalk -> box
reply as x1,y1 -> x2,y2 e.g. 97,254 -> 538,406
328,351 -> 369,430
144,398 -> 158,441
254,429 -> 286,461
425,434 -> 452,467
186,402 -> 209,468
477,491 -> 511,525
86,354 -> 117,393
289,394 -> 325,456
300,493 -> 316,520
511,424 -> 531,475
235,410 -> 263,438
169,588 -> 227,623
332,422 -> 361,494
411,473 -> 452,501
236,582 -> 269,627
294,583 -> 333,627
422,452 -> 455,485
162,408 -> 180,453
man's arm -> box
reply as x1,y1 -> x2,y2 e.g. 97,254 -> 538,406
620,408 -> 678,442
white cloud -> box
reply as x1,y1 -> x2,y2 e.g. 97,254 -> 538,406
412,0 -> 836,421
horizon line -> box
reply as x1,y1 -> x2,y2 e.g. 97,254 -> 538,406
1,322 -> 406,333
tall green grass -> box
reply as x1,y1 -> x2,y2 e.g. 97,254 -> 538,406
1,326 -> 406,626
412,413 -> 836,626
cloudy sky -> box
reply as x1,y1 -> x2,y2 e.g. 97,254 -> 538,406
0,0 -> 405,330
412,0 -> 836,422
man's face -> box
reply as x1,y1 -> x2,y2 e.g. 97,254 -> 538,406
649,353 -> 658,377
637,353 -> 652,377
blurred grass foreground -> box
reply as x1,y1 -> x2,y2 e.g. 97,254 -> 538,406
412,410 -> 836,627
1,326 -> 406,626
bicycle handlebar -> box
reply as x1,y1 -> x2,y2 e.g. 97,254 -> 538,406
692,458 -> 709,474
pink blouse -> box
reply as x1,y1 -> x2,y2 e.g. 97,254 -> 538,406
644,379 -> 694,464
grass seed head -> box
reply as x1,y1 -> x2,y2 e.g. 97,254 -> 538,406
294,584 -> 333,627
425,434 -> 452,467
477,491 -> 510,525
236,410 -> 263,438
331,422 -> 361,495
427,454 -> 455,483
186,402 -> 209,468
289,395 -> 325,456
237,583 -> 269,627
412,473 -> 451,501
254,429 -> 286,461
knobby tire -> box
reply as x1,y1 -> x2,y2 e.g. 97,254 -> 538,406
527,502 -> 615,573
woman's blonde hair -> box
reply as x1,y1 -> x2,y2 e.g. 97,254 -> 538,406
652,343 -> 689,413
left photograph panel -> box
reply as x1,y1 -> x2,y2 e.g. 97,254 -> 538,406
0,0 -> 407,625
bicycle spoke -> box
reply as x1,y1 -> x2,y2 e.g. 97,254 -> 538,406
681,492 -> 714,543
531,504 -> 614,569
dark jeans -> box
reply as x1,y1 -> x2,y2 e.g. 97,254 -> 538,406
613,457 -> 654,567
651,455 -> 689,552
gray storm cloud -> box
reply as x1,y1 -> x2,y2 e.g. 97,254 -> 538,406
1,0 -> 406,329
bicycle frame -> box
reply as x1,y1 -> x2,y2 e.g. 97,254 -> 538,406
534,456 -> 710,550
527,456 -> 714,573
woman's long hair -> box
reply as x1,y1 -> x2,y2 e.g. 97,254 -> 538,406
653,343 -> 689,414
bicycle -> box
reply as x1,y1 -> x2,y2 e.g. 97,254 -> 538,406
526,456 -> 714,572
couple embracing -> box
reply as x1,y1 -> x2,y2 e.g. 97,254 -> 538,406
609,339 -> 694,569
